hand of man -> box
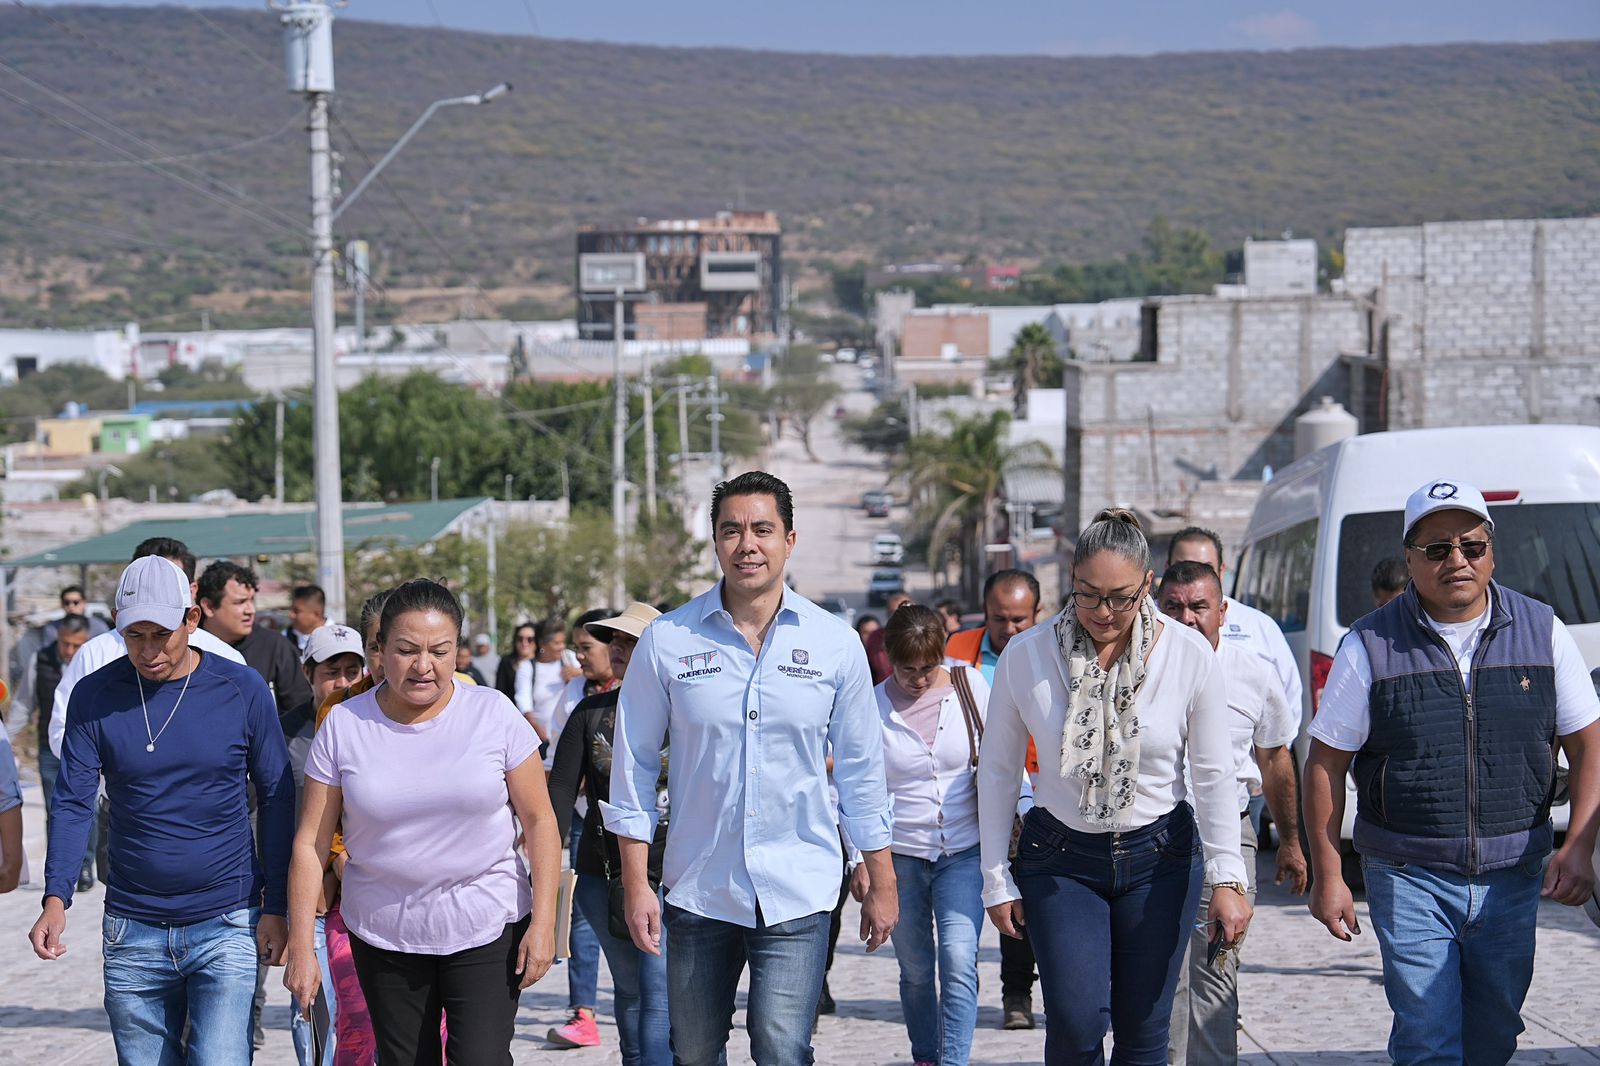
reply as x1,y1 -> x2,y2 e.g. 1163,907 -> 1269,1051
1309,876 -> 1361,940
625,879 -> 663,957
1275,840 -> 1310,895
257,915 -> 288,966
858,865 -> 898,952
28,899 -> 68,961
985,900 -> 1026,939
1542,841 -> 1597,906
848,863 -> 870,903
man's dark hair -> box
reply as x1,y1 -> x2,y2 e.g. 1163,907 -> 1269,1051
377,579 -> 464,646
935,598 -> 963,617
533,616 -> 566,651
1371,557 -> 1409,595
292,584 -> 326,612
59,585 -> 85,603
132,537 -> 196,582
197,561 -> 259,609
56,613 -> 91,637
1159,560 -> 1223,596
854,613 -> 881,635
711,471 -> 795,533
983,568 -> 1041,608
1167,526 -> 1225,566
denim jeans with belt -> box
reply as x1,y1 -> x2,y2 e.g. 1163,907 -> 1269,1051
663,902 -> 831,1066
102,905 -> 261,1065
1362,854 -> 1546,1066
1013,803 -> 1203,1066
890,845 -> 984,1066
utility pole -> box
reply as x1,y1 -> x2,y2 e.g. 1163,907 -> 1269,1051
273,397 -> 285,505
676,374 -> 690,509
485,503 -> 498,648
708,369 -> 724,484
429,456 -> 440,502
611,288 -> 627,609
642,344 -> 657,520
279,1 -> 347,624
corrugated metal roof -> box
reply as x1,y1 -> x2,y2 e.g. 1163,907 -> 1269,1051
8,498 -> 490,568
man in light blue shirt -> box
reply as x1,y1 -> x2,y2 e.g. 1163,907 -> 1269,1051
605,470 -> 898,1065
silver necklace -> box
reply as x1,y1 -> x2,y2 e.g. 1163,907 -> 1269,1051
136,649 -> 195,753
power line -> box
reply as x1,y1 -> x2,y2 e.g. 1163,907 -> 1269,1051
519,0 -> 540,35
0,109 -> 302,168
0,60 -> 308,240
0,81 -> 305,243
177,4 -> 287,79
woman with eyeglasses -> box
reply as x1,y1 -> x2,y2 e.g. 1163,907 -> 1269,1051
495,622 -> 537,707
976,508 -> 1251,1064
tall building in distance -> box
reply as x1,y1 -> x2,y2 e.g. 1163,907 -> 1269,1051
575,210 -> 783,342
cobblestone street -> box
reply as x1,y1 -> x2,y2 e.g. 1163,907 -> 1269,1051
4,774 -> 1598,1065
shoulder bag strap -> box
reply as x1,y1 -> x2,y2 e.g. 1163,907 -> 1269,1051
951,665 -> 982,768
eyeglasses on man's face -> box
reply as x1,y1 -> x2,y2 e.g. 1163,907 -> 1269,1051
1406,538 -> 1491,563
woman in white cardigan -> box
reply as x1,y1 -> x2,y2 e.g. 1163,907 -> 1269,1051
852,604 -> 992,1066
976,509 -> 1252,1065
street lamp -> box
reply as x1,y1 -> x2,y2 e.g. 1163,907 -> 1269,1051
331,83 -> 513,223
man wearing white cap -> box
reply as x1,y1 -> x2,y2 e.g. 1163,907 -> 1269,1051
29,555 -> 297,1065
1304,478 -> 1600,1066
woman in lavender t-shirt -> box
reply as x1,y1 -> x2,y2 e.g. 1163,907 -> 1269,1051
284,580 -> 563,1064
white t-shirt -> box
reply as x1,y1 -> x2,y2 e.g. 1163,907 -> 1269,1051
305,681 -> 537,954
1309,603 -> 1600,752
976,611 -> 1248,906
529,655 -> 574,739
1221,596 -> 1303,713
1217,641 -> 1300,810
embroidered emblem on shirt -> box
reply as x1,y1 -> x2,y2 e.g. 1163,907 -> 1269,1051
1520,676 -> 1531,691
675,649 -> 722,680
792,649 -> 810,665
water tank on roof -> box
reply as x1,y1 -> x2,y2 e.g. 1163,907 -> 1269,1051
1295,396 -> 1358,459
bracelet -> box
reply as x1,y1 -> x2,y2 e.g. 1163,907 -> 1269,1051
1211,881 -> 1248,896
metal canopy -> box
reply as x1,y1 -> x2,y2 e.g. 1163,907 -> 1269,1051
7,498 -> 490,569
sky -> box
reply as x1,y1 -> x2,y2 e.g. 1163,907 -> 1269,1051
35,1 -> 1600,56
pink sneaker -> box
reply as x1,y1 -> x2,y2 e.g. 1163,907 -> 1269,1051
547,1008 -> 601,1049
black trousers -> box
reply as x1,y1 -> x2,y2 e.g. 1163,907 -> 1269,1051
1000,922 -> 1037,998
349,915 -> 530,1066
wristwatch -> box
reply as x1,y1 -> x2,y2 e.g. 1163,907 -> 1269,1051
1211,881 -> 1248,896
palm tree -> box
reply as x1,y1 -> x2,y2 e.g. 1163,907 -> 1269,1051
898,409 -> 1056,604
1002,322 -> 1061,420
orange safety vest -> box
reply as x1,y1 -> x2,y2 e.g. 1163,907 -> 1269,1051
944,629 -> 1038,774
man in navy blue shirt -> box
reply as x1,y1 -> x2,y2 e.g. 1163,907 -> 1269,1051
29,555 -> 295,1064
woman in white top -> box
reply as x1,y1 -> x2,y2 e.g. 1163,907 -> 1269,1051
854,605 -> 991,1066
976,509 -> 1252,1065
525,617 -> 581,755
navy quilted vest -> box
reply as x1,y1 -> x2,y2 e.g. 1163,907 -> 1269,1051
1350,582 -> 1557,874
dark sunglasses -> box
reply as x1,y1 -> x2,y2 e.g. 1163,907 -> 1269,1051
1406,538 -> 1490,563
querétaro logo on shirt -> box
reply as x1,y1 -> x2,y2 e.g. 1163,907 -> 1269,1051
676,649 -> 722,680
779,648 -> 824,680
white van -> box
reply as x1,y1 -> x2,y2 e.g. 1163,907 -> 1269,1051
1233,424 -> 1600,841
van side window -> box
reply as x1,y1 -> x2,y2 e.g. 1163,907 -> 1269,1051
1238,518 -> 1317,632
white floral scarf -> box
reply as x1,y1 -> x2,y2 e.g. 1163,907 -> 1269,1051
1055,596 -> 1157,829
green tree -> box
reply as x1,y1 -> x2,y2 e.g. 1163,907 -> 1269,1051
898,410 -> 1056,604
62,436 -> 233,502
768,347 -> 841,462
999,322 -> 1062,419
841,397 -> 911,456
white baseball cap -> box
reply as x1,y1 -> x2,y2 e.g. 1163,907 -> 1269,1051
1403,478 -> 1495,543
114,556 -> 194,632
302,623 -> 366,666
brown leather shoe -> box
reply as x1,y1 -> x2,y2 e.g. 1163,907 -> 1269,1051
1002,993 -> 1035,1030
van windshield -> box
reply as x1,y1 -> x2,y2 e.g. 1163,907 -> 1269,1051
1337,503 -> 1600,627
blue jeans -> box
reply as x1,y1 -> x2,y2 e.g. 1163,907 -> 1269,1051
1362,854 -> 1545,1066
567,820 -> 602,1010
289,915 -> 336,1066
102,906 -> 261,1065
890,846 -> 983,1066
1013,804 -> 1203,1066
575,872 -> 671,1066
663,902 -> 831,1066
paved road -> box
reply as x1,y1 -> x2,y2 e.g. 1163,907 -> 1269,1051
6,374 -> 1599,1063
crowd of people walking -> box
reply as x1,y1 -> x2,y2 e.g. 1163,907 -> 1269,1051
3,469 -> 1596,1065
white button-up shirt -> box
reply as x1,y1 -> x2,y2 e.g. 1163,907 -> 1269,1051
603,582 -> 893,928
873,667 -> 991,861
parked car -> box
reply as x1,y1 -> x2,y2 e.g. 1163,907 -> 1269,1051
835,347 -> 858,364
863,490 -> 892,518
867,569 -> 905,606
871,533 -> 905,565
815,596 -> 856,628
1235,424 -> 1600,846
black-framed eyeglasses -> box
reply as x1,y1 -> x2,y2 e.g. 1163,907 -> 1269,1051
62,598 -> 84,607
1406,538 -> 1491,563
1067,587 -> 1145,613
